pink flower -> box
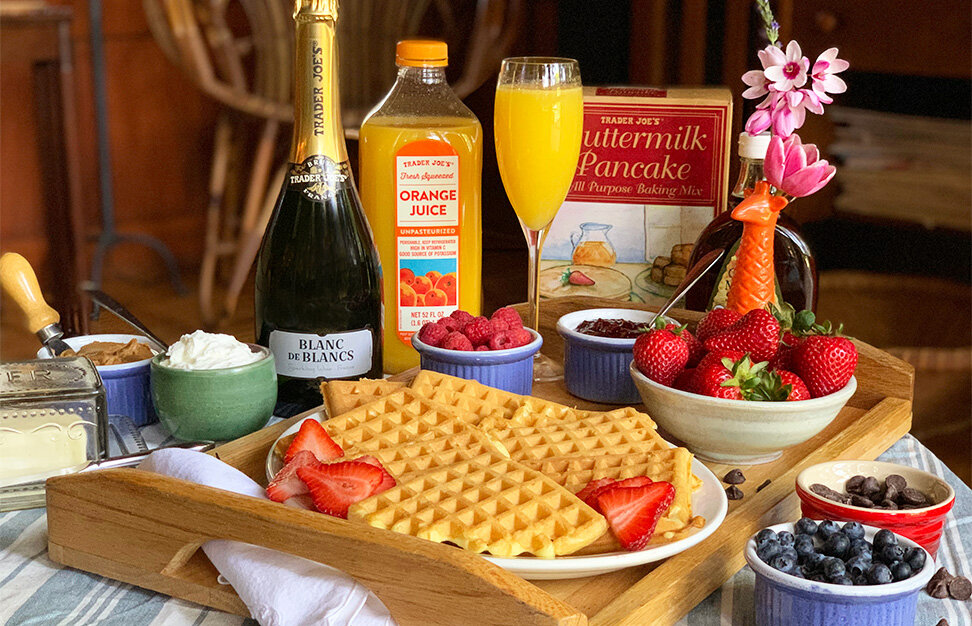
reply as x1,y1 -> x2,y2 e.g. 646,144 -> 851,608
764,135 -> 836,197
746,91 -> 809,137
762,41 -> 810,92
811,48 -> 849,98
742,69 -> 769,100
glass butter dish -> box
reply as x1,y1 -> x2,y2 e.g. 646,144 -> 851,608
0,357 -> 108,510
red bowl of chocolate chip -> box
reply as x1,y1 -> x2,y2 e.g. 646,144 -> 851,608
796,460 -> 955,557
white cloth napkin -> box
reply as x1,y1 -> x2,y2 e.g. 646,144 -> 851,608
138,448 -> 397,626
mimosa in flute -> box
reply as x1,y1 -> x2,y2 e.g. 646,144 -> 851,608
494,57 -> 583,380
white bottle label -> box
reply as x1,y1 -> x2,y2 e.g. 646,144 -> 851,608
268,328 -> 373,378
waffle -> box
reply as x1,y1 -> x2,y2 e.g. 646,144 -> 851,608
409,370 -> 527,425
521,447 -> 696,536
321,378 -> 405,417
348,450 -> 608,558
488,407 -> 669,462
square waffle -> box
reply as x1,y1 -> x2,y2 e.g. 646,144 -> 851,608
348,450 -> 608,558
321,378 -> 405,417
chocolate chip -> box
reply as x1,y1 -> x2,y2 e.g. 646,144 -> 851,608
900,487 -> 928,506
723,469 -> 746,484
846,474 -> 866,493
948,576 -> 972,601
883,482 -> 899,502
850,494 -> 874,508
880,499 -> 899,510
860,476 -> 882,497
928,567 -> 953,598
936,619 -> 949,626
726,485 -> 744,500
885,474 -> 907,492
756,479 -> 771,492
810,483 -> 845,501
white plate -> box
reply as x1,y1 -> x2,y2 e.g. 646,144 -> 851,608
266,414 -> 728,580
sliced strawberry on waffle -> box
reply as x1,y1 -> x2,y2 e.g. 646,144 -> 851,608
351,455 -> 397,495
284,418 -> 344,464
596,481 -> 676,551
266,450 -> 322,503
576,476 -> 654,513
297,460 -> 387,518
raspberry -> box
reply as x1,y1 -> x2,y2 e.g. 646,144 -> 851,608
508,328 -> 533,347
437,316 -> 462,333
417,321 -> 448,347
489,331 -> 514,350
491,307 -> 523,329
450,310 -> 475,325
440,331 -> 473,351
489,317 -> 510,334
462,316 -> 493,346
475,345 -> 490,351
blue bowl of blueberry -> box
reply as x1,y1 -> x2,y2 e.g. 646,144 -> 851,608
745,518 -> 935,626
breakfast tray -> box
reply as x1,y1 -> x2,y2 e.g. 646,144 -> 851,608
45,297 -> 914,625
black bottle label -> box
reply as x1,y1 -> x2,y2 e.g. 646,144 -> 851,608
288,155 -> 350,202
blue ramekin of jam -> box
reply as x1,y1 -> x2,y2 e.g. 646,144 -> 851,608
556,308 -> 674,404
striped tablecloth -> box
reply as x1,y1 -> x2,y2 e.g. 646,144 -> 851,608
1,433 -> 969,626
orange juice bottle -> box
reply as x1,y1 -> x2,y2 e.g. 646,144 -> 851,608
359,40 -> 482,373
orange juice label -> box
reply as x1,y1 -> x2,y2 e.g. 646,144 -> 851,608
395,139 -> 460,343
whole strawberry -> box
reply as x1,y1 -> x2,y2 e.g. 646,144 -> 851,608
655,318 -> 705,367
777,371 -> 811,401
696,349 -> 746,373
703,308 -> 780,362
633,329 -> 689,386
791,335 -> 858,397
769,333 -> 803,371
695,355 -> 767,400
696,307 -> 742,343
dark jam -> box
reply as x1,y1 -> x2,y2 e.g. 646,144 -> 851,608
576,318 -> 647,339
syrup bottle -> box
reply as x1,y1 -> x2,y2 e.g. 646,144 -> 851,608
685,132 -> 818,312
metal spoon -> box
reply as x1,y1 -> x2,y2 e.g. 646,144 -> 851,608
647,247 -> 726,328
82,284 -> 168,353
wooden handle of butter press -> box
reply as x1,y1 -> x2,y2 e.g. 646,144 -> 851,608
0,252 -> 60,333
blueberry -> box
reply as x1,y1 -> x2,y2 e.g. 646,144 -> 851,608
780,547 -> 799,563
841,521 -> 865,541
803,551 -> 826,571
789,567 -> 806,579
823,533 -> 850,559
845,555 -> 871,577
831,575 -> 854,585
823,557 -> 846,579
867,562 -> 893,585
809,573 -> 828,583
873,529 -> 897,550
879,544 -> 905,565
891,561 -> 912,581
794,534 -> 815,557
777,531 -> 795,547
756,528 -> 778,546
816,520 -> 841,541
795,517 -> 819,536
770,554 -> 797,573
847,538 -> 872,558
756,540 -> 782,563
905,547 -> 926,572
852,573 -> 869,586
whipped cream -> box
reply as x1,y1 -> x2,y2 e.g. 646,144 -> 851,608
161,330 -> 263,370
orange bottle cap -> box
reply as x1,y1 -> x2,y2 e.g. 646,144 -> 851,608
396,39 -> 448,67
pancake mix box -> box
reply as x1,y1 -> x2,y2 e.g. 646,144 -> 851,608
540,86 -> 732,306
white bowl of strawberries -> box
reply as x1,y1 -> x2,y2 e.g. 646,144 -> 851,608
629,306 -> 859,465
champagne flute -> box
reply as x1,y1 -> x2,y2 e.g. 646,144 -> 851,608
494,57 -> 583,381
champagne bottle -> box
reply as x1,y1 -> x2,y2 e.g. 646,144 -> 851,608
256,0 -> 383,415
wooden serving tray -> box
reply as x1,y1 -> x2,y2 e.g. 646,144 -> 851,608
46,297 -> 914,625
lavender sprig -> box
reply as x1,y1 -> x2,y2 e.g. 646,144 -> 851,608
755,0 -> 781,48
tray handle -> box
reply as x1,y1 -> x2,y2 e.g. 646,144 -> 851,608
46,468 -> 585,626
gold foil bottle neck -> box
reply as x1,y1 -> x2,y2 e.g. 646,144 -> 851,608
294,0 -> 338,19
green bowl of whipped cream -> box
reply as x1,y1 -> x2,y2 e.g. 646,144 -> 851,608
151,331 -> 277,441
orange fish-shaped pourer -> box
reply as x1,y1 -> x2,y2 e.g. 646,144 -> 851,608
726,180 -> 790,315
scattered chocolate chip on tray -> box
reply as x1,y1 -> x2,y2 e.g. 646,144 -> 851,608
723,469 -> 746,484
726,485 -> 744,500
809,473 -> 933,510
925,566 -> 972,601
